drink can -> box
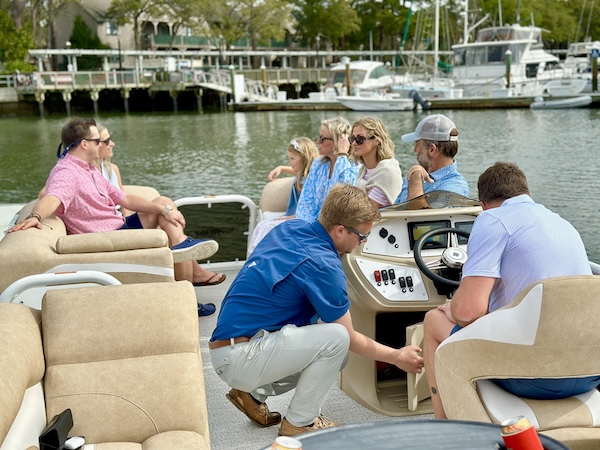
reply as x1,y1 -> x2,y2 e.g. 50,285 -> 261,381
501,415 -> 543,450
271,436 -> 303,450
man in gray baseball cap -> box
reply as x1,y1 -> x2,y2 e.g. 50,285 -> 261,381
395,114 -> 469,204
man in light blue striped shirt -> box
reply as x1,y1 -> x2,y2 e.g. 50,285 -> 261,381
423,162 -> 596,419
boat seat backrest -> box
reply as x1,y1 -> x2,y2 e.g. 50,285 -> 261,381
435,275 -> 600,450
0,282 -> 210,449
0,304 -> 46,450
259,177 -> 294,214
41,282 -> 210,447
0,186 -> 175,293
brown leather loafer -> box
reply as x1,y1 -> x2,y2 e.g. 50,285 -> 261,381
226,388 -> 281,427
279,415 -> 340,437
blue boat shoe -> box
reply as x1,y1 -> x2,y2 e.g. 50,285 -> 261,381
198,303 -> 217,317
171,237 -> 219,263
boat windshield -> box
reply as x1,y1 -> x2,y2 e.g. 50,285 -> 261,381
328,70 -> 367,86
382,191 -> 480,212
453,43 -> 525,66
368,65 -> 396,79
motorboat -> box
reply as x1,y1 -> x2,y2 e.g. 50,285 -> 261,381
451,23 -> 583,97
563,40 -> 600,94
3,185 -> 600,449
325,60 -> 457,100
336,92 -> 417,111
529,94 -> 593,109
326,60 -> 411,94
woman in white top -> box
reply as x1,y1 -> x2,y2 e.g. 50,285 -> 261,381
94,126 -> 132,217
351,117 -> 403,208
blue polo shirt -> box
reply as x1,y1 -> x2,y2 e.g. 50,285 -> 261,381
395,161 -> 469,204
211,219 -> 350,341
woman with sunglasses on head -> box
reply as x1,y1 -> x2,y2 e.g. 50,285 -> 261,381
248,137 -> 318,255
295,117 -> 359,223
350,117 -> 403,208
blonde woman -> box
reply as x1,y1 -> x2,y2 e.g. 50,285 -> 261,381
248,137 -> 318,254
351,117 -> 403,208
295,117 -> 359,222
94,125 -> 132,216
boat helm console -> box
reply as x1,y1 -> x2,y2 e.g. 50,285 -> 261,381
340,191 -> 482,416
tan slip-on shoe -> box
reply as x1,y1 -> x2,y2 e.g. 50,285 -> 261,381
226,388 -> 281,427
279,415 -> 341,437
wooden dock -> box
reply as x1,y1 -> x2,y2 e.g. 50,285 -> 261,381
230,93 -> 600,112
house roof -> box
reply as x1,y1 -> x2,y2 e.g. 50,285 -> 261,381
78,0 -> 111,21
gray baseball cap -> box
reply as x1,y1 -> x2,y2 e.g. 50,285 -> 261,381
401,114 -> 458,142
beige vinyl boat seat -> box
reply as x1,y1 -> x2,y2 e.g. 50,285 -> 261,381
435,275 -> 600,450
258,176 -> 294,220
0,185 -> 175,294
0,281 -> 210,450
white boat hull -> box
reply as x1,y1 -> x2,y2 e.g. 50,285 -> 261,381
544,78 -> 588,96
337,96 -> 415,111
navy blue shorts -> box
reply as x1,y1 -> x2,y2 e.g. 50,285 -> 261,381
447,324 -> 600,399
118,213 -> 143,230
494,376 -> 600,400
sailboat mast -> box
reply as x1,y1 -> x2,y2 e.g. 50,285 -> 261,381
516,0 -> 521,24
463,0 -> 469,44
434,0 -> 439,79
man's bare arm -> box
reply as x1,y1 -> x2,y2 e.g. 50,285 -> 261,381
8,195 -> 61,232
450,276 -> 496,327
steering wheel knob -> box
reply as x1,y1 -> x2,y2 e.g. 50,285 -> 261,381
442,247 -> 468,269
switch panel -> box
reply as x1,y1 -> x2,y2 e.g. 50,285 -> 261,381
355,258 -> 429,301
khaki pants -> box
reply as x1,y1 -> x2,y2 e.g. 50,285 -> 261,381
210,323 -> 349,426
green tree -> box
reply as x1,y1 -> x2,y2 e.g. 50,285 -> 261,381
0,9 -> 34,72
107,0 -> 161,49
291,0 -> 361,50
160,0 -> 202,49
69,15 -> 110,70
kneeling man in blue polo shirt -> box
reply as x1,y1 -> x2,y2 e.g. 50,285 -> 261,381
210,184 -> 424,437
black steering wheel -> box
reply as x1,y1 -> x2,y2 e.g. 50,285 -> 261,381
414,227 -> 470,288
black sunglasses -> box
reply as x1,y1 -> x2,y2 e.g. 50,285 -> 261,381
346,226 -> 370,243
349,135 -> 376,145
101,136 -> 112,145
318,135 -> 333,143
83,137 -> 102,145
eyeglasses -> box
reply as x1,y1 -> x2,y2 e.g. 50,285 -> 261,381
101,136 -> 112,145
349,135 -> 376,145
56,137 -> 99,158
317,135 -> 333,143
83,137 -> 101,145
346,226 -> 370,243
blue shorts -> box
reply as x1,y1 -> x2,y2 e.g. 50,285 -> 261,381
494,376 -> 600,400
448,324 -> 600,399
118,213 -> 143,230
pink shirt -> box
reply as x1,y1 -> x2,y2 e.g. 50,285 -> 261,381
46,154 -> 127,234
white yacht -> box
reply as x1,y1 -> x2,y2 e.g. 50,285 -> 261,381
451,23 -> 580,97
563,40 -> 600,93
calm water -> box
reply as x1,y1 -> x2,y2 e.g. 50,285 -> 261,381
1,108 -> 599,261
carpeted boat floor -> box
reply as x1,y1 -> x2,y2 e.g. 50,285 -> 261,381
196,267 -> 432,450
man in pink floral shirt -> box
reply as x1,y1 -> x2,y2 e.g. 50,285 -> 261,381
9,118 -> 223,316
